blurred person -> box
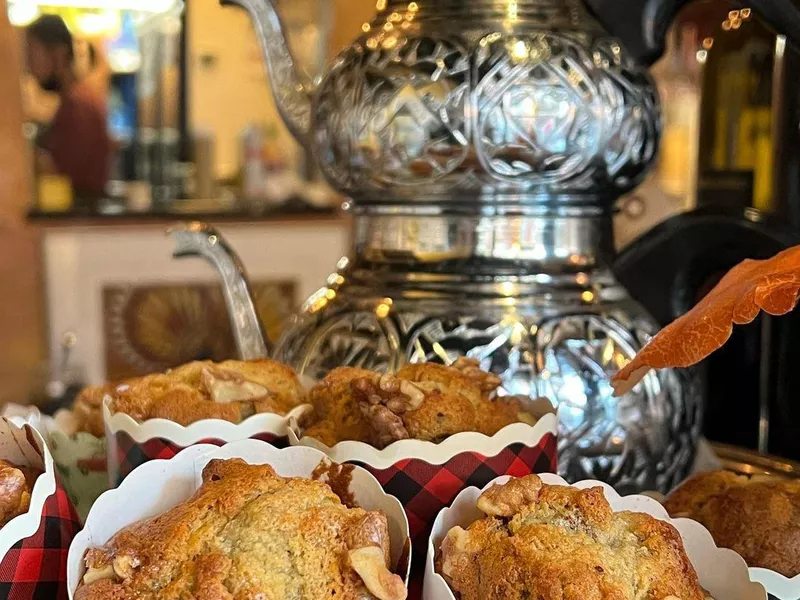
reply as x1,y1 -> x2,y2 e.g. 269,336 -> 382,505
26,15 -> 110,202
78,40 -> 111,100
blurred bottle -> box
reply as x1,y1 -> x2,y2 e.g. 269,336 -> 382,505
37,175 -> 73,213
656,24 -> 702,209
241,124 -> 266,203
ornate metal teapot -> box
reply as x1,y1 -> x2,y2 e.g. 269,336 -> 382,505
172,0 -> 800,493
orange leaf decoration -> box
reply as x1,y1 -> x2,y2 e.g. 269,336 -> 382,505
611,245 -> 800,397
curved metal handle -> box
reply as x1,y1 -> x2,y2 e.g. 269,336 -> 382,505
167,222 -> 271,360
220,0 -> 313,145
584,0 -> 800,65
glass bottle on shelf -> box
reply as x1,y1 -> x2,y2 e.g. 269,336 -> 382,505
656,24 -> 702,210
616,24 -> 702,249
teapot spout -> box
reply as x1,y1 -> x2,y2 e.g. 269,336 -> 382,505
167,222 -> 271,360
221,0 -> 313,143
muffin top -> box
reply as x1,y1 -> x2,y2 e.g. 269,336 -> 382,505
665,470 -> 800,577
75,458 -> 407,600
69,384 -> 116,437
109,359 -> 306,426
0,459 -> 39,528
439,475 -> 706,600
303,358 -> 537,449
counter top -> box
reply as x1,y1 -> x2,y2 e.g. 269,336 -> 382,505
27,205 -> 344,228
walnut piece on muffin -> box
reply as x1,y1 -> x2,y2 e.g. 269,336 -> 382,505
0,459 -> 39,528
108,359 -> 307,426
665,470 -> 800,577
302,360 -> 538,449
439,474 -> 707,600
76,458 -> 407,600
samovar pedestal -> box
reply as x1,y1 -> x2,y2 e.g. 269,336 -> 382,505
274,208 -> 701,493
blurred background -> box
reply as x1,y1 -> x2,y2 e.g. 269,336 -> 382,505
1,0 -> 799,460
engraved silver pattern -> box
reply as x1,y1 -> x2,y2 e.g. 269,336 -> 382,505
276,263 -> 701,493
194,0 -> 702,492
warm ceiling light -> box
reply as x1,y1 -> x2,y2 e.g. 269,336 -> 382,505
74,11 -> 119,36
7,1 -> 39,25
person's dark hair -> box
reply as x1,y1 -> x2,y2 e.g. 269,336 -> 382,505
27,15 -> 74,61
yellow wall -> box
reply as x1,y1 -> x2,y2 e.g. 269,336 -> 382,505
189,0 -> 376,179
0,0 -> 45,405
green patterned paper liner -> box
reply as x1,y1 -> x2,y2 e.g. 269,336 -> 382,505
48,430 -> 108,522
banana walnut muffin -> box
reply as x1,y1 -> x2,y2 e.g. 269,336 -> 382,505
76,458 -> 407,600
108,359 -> 307,426
665,471 -> 800,577
65,383 -> 117,437
303,359 -> 538,448
0,459 -> 39,527
439,475 -> 707,600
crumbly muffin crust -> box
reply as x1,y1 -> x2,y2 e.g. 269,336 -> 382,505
439,475 -> 706,600
76,458 -> 407,600
109,359 -> 306,426
303,359 -> 536,448
71,384 -> 116,437
665,471 -> 800,577
0,459 -> 39,528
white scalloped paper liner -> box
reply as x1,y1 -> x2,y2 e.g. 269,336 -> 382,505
287,397 -> 557,467
423,473 -> 767,600
103,398 -> 313,445
0,419 -> 56,557
749,569 -> 800,600
68,440 -> 411,600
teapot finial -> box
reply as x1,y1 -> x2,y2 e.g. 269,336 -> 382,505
221,0 -> 314,143
167,222 -> 271,361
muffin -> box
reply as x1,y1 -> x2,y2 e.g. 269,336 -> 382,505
665,471 -> 800,577
109,359 -> 306,426
303,358 -> 537,448
75,458 -> 407,600
439,475 -> 707,600
0,459 -> 39,527
67,384 -> 117,437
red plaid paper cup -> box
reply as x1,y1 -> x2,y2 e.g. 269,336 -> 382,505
69,441 -> 411,599
289,399 -> 558,561
424,474 -> 766,600
104,400 -> 312,487
0,419 -> 81,600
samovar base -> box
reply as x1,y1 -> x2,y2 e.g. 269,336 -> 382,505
277,264 -> 701,494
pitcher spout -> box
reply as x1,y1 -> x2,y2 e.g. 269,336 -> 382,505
167,222 -> 271,361
221,0 -> 314,144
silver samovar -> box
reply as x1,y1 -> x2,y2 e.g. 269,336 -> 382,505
171,0 -> 800,493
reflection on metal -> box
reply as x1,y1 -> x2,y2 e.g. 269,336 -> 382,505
167,223 -> 270,361
276,212 -> 700,494
196,0 -> 707,492
713,442 -> 800,479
